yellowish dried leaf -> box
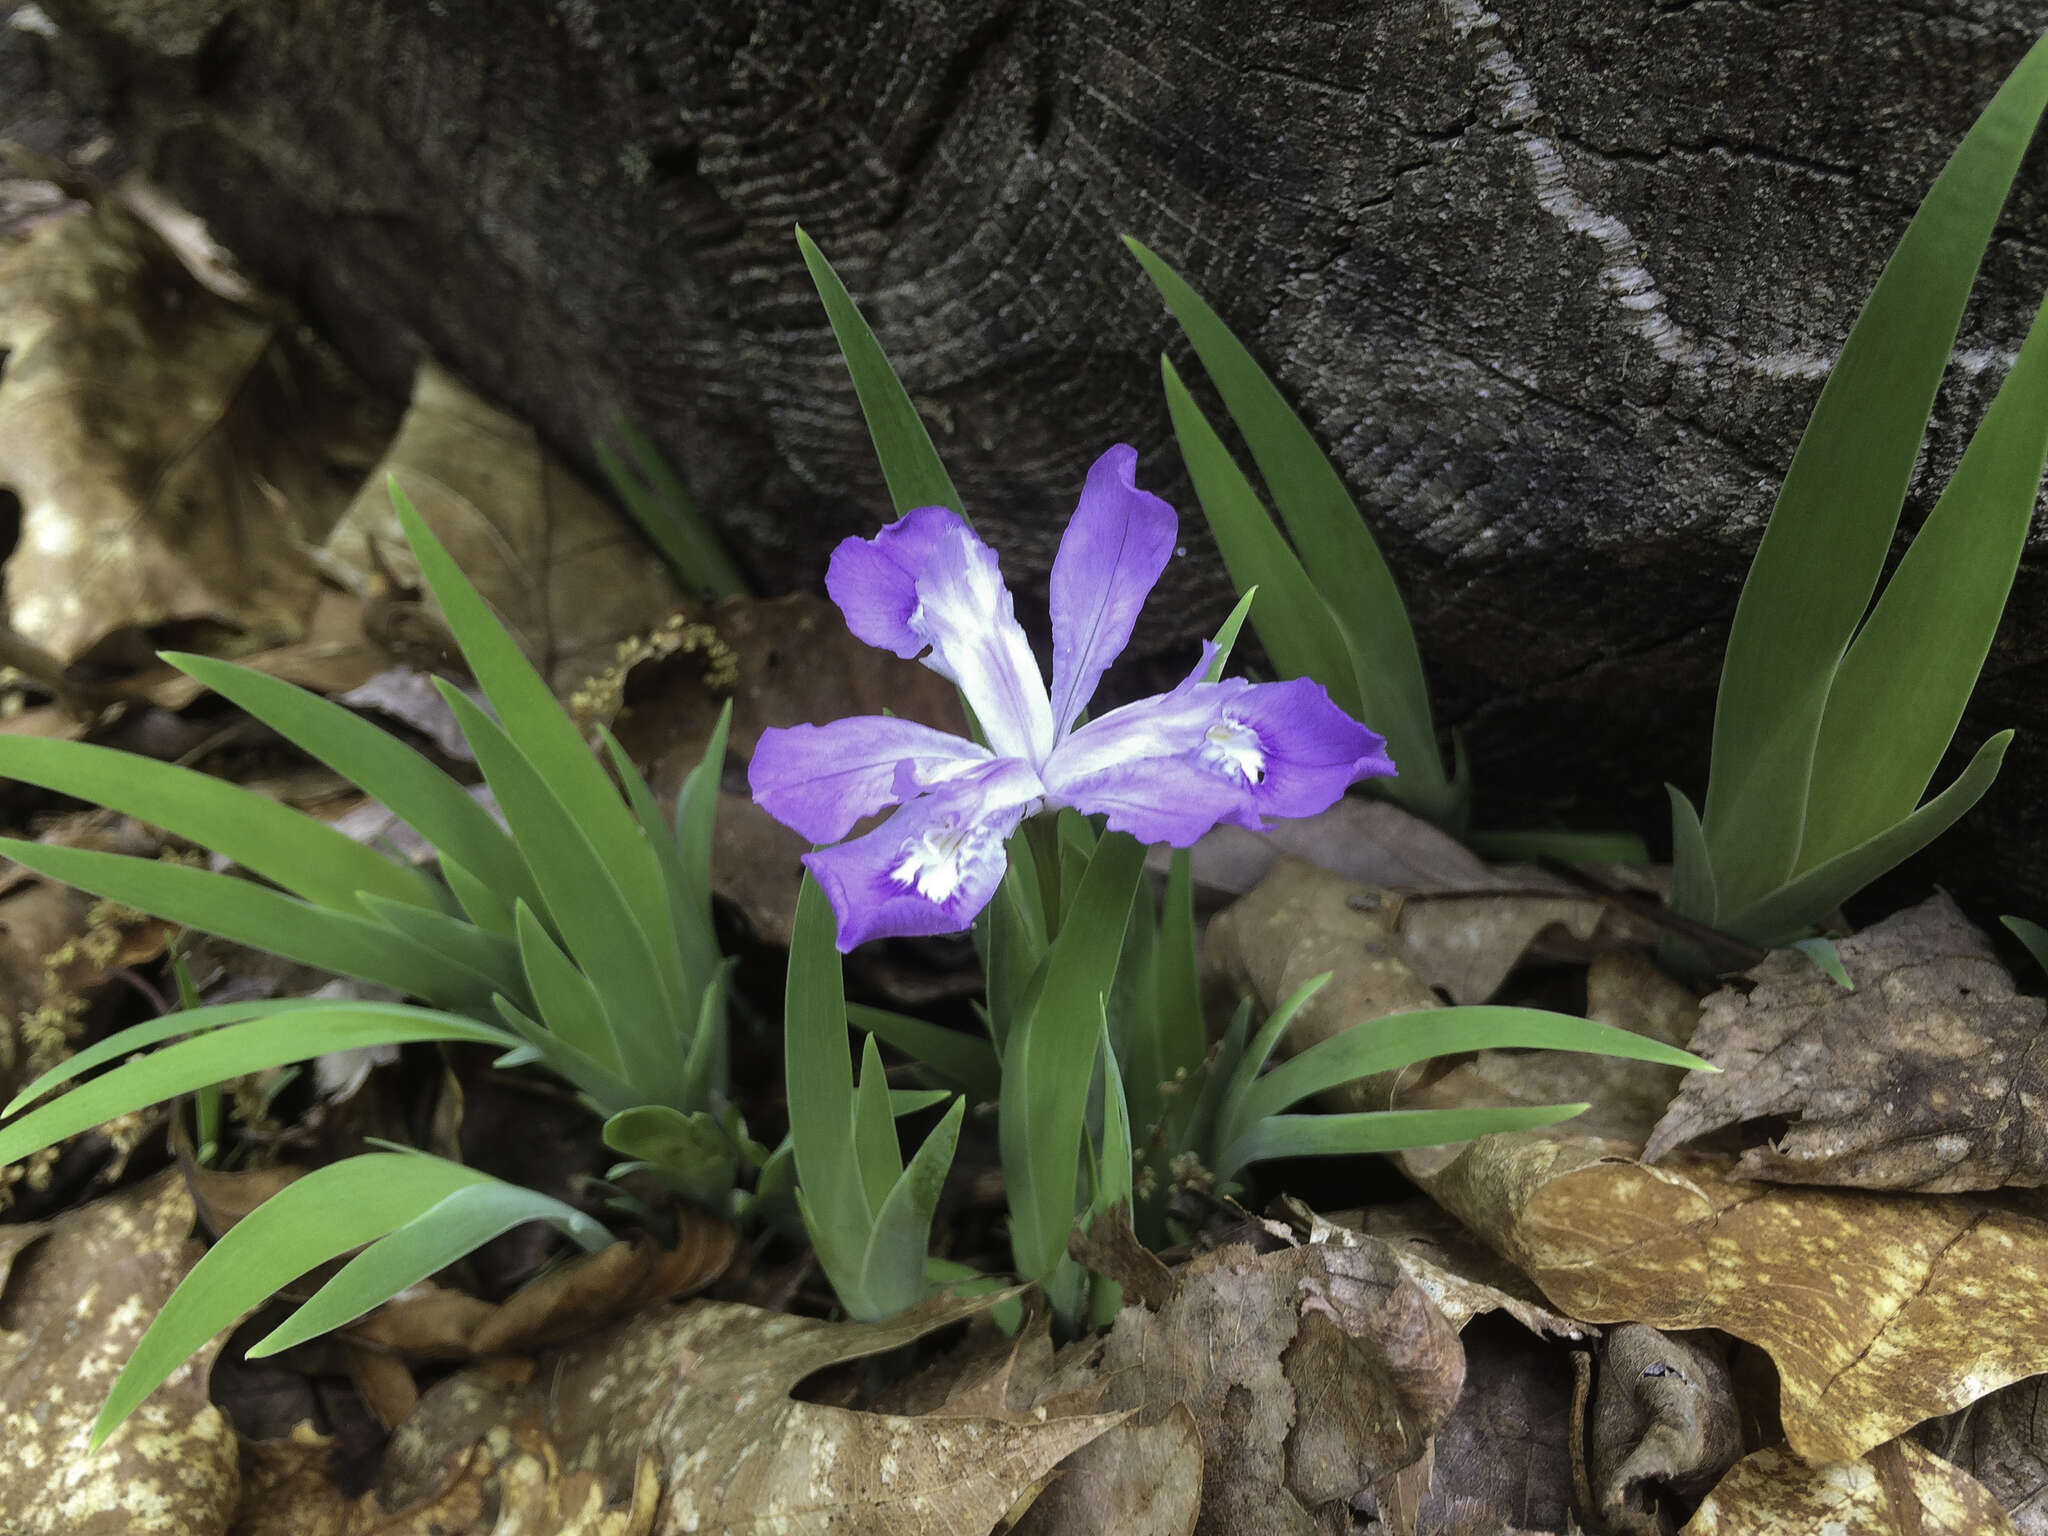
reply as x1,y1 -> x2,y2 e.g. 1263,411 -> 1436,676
1684,1440 -> 2015,1535
1407,1134 -> 2048,1465
0,1170 -> 239,1534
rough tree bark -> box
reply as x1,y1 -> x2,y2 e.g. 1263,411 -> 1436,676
10,0 -> 2048,916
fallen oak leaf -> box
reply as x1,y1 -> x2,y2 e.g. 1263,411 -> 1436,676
1683,1440 -> 2016,1535
1911,1376 -> 2048,1535
1405,1133 -> 2048,1466
0,1169 -> 240,1535
379,1288 -> 1121,1535
1646,892 -> 2048,1191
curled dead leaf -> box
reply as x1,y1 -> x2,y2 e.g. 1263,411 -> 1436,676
1406,1133 -> 2048,1466
1590,1324 -> 1743,1536
1684,1440 -> 2016,1535
1646,892 -> 2048,1192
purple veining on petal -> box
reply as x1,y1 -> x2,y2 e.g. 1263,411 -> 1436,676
801,759 -> 1046,951
1227,678 -> 1397,820
1047,445 -> 1178,737
747,715 -> 993,844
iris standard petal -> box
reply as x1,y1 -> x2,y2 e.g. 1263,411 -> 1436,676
1046,445 -> 1178,736
802,758 -> 1046,950
748,716 -> 992,844
907,517 -> 1055,765
824,506 -> 967,658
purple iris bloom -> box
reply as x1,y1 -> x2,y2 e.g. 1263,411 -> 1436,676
750,445 -> 1396,950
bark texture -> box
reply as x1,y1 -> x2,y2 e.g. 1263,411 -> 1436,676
11,0 -> 2048,913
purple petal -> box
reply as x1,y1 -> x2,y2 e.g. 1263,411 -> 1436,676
893,515 -> 1054,765
1229,678 -> 1397,821
1047,446 -> 1178,736
824,506 -> 965,659
803,759 -> 1045,951
1043,670 -> 1394,844
749,716 -> 991,844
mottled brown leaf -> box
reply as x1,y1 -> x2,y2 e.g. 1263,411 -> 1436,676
1407,1133 -> 2048,1465
1684,1440 -> 2016,1535
322,361 -> 679,697
1646,893 -> 2048,1191
0,201 -> 389,665
0,1169 -> 240,1534
1010,1406 -> 1202,1536
380,1289 -> 1118,1535
1914,1377 -> 2048,1535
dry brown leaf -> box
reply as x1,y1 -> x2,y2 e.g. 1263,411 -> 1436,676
0,1169 -> 240,1534
379,1290 -> 1119,1535
1913,1377 -> 2048,1535
1590,1324 -> 1743,1536
228,1425 -> 373,1536
1406,1133 -> 2048,1466
1175,796 -> 1497,899
1645,892 -> 2048,1191
1299,1198 -> 1589,1340
609,592 -> 967,945
1083,1241 -> 1465,1535
1009,1406 -> 1203,1536
1204,857 -> 1442,1111
322,361 -> 679,698
0,200 -> 390,665
1684,1440 -> 2016,1535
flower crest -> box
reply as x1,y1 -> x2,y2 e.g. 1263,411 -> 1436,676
750,445 -> 1395,949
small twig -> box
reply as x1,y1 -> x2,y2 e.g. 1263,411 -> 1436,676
1533,854 -> 1768,971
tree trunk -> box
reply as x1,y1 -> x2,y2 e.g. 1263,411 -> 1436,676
14,0 -> 2048,918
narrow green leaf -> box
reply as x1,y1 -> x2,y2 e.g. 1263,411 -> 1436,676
355,894 -> 524,1007
848,1003 -> 1000,1102
1131,236 -> 1449,809
1204,588 -> 1258,682
1719,731 -> 2011,946
1000,830 -> 1147,1281
1703,35 -> 2048,909
252,1178 -> 610,1357
599,725 -> 719,1008
1792,936 -> 1855,990
595,421 -> 748,599
852,1033 -> 904,1219
390,484 -> 673,942
440,854 -> 517,937
1179,998 -> 1251,1165
785,873 -> 872,1281
1216,1104 -> 1588,1185
796,228 -> 963,517
852,1096 -> 965,1321
1800,286 -> 2048,869
4,999 -> 322,1116
677,959 -> 734,1112
0,1009 -> 517,1170
1665,784 -> 1717,928
671,699 -> 733,990
0,735 -> 430,915
162,652 -> 540,917
439,689 -> 680,1093
1216,972 -> 1334,1153
92,1154 -> 490,1446
1227,1006 -> 1710,1145
0,838 -> 502,1009
2001,915 -> 2048,976
1161,358 -> 1361,715
514,899 -> 623,1072
1089,1007 -> 1134,1219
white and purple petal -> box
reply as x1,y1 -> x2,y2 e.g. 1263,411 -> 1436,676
803,758 -> 1046,951
1226,677 -> 1397,820
824,506 -> 966,659
747,715 -> 992,844
1046,445 -> 1177,737
900,516 -> 1055,764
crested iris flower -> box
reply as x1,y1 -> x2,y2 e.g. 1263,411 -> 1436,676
750,445 -> 1396,950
